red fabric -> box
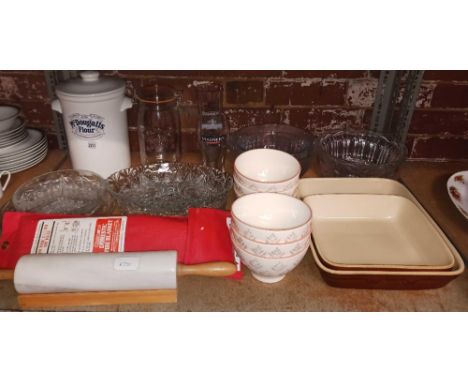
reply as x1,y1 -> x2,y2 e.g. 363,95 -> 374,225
0,209 -> 242,279
122,215 -> 189,256
184,208 -> 234,265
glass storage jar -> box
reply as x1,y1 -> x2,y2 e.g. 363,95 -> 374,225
136,84 -> 181,164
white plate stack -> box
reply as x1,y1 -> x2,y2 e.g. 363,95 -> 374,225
0,106 -> 48,174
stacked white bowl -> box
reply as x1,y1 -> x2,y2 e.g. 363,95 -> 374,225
0,105 -> 48,174
0,106 -> 27,147
233,148 -> 301,197
230,193 -> 312,283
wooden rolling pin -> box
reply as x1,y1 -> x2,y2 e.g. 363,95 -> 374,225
14,251 -> 237,294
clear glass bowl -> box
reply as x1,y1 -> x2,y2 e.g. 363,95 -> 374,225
316,130 -> 407,178
228,124 -> 314,176
107,162 -> 233,215
12,169 -> 108,214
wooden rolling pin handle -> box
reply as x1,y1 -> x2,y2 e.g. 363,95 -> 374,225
177,262 -> 237,277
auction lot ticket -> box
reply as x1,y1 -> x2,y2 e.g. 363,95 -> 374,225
30,217 -> 127,254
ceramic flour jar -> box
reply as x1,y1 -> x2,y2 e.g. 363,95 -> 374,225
51,71 -> 132,178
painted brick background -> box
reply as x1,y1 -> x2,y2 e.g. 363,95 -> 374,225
0,70 -> 467,160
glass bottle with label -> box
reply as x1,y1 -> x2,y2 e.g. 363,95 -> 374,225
197,84 -> 228,169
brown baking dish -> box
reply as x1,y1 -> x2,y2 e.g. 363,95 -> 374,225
300,178 -> 465,289
310,240 -> 464,289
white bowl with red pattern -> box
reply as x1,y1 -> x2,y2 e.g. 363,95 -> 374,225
447,170 -> 468,220
230,223 -> 311,258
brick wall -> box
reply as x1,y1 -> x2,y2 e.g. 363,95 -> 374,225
1,70 -> 468,160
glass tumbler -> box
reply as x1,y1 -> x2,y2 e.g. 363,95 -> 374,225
197,85 -> 228,170
136,84 -> 181,164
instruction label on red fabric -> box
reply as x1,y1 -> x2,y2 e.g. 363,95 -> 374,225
30,217 -> 127,254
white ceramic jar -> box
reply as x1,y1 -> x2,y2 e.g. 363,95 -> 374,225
51,71 -> 132,178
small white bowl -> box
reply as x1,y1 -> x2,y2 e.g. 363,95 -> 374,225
231,225 -> 311,258
231,193 -> 312,243
234,173 -> 298,196
233,240 -> 308,283
234,149 -> 301,187
235,169 -> 299,191
0,106 -> 20,132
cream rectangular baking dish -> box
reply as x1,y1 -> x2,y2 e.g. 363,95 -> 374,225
299,178 -> 465,289
299,177 -> 417,201
304,194 -> 455,271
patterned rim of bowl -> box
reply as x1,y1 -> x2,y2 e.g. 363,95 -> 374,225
231,220 -> 310,245
231,234 -> 310,259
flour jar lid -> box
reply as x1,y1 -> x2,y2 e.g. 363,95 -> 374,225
55,71 -> 125,98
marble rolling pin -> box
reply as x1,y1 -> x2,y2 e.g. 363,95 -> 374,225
14,251 -> 236,294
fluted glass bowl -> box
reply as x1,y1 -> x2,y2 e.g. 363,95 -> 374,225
12,169 -> 108,214
317,130 -> 407,178
228,124 -> 314,176
107,162 -> 233,215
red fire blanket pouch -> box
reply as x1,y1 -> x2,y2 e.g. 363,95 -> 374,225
0,209 -> 242,279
